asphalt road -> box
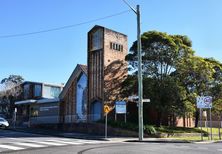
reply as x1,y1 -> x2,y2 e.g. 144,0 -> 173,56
0,129 -> 222,154
0,129 -> 110,153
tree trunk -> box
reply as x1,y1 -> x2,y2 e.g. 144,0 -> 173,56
219,113 -> 222,140
195,110 -> 199,127
183,114 -> 186,127
156,111 -> 162,127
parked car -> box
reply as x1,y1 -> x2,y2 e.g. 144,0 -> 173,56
0,117 -> 9,128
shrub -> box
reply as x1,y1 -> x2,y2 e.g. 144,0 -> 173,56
144,125 -> 157,135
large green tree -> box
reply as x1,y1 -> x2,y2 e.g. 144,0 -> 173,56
0,75 -> 24,118
125,31 -> 195,126
124,30 -> 222,127
175,56 -> 216,126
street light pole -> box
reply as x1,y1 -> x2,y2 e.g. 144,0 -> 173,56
122,0 -> 143,141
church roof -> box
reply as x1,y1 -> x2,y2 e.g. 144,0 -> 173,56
78,64 -> 87,75
59,64 -> 87,99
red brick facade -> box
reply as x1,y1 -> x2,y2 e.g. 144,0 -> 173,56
87,26 -> 128,119
59,64 -> 87,123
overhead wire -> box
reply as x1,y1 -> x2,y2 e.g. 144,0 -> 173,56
0,9 -> 131,39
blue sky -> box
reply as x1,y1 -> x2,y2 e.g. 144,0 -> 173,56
0,0 -> 222,84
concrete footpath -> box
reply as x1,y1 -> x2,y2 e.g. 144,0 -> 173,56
8,127 -> 222,144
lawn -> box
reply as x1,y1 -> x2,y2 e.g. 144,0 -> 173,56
154,126 -> 206,134
201,127 -> 222,134
172,135 -> 222,141
170,127 -> 222,141
105,120 -> 222,141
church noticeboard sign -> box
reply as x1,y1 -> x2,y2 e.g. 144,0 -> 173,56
196,96 -> 212,108
115,101 -> 126,114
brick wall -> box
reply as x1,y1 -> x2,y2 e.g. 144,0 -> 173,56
87,26 -> 128,115
103,28 -> 128,105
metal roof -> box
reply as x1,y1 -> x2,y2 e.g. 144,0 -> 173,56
15,99 -> 37,105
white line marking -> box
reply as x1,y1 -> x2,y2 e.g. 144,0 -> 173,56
0,144 -> 25,150
47,140 -> 83,145
13,142 -> 46,148
72,140 -> 104,144
47,139 -> 106,145
37,141 -> 66,146
217,149 -> 222,152
57,138 -> 105,144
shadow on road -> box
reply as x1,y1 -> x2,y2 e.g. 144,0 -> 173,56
0,129 -> 47,138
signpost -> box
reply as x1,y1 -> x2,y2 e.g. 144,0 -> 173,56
203,111 -> 209,140
115,101 -> 127,123
104,105 -> 111,139
196,96 -> 213,140
14,108 -> 17,129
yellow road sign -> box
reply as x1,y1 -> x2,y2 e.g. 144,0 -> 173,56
104,105 -> 110,113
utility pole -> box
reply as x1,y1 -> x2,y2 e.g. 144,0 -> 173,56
122,0 -> 143,141
137,5 -> 143,141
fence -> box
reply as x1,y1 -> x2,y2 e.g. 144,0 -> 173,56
198,120 -> 222,128
12,114 -> 102,128
30,116 -> 59,124
63,114 -> 101,123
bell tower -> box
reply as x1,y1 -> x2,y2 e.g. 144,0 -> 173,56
87,25 -> 128,121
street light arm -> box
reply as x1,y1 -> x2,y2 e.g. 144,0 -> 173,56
122,0 -> 137,14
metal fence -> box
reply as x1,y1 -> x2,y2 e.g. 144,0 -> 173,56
198,121 -> 222,128
63,114 -> 101,123
11,114 -> 102,127
30,116 -> 59,124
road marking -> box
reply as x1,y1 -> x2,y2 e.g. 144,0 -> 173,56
73,140 -> 105,144
48,139 -> 107,145
0,144 -> 25,150
37,141 -> 66,146
217,149 -> 222,152
47,140 -> 82,145
13,142 -> 46,148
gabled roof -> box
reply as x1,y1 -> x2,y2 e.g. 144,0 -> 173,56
78,64 -> 87,75
59,64 -> 87,99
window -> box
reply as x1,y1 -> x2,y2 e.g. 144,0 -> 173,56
110,42 -> 112,49
43,85 -> 61,98
110,42 -> 123,52
112,43 -> 115,50
24,84 -> 30,99
34,84 -> 42,97
91,29 -> 102,51
76,73 -> 87,120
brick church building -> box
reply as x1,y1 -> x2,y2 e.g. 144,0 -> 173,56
59,25 -> 194,127
59,25 -> 128,123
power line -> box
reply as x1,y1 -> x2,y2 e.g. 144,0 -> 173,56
0,9 -> 131,39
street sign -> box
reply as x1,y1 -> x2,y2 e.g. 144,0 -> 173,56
128,96 -> 150,103
143,99 -> 150,103
128,96 -> 139,100
115,101 -> 126,114
104,105 -> 110,113
196,96 -> 212,108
